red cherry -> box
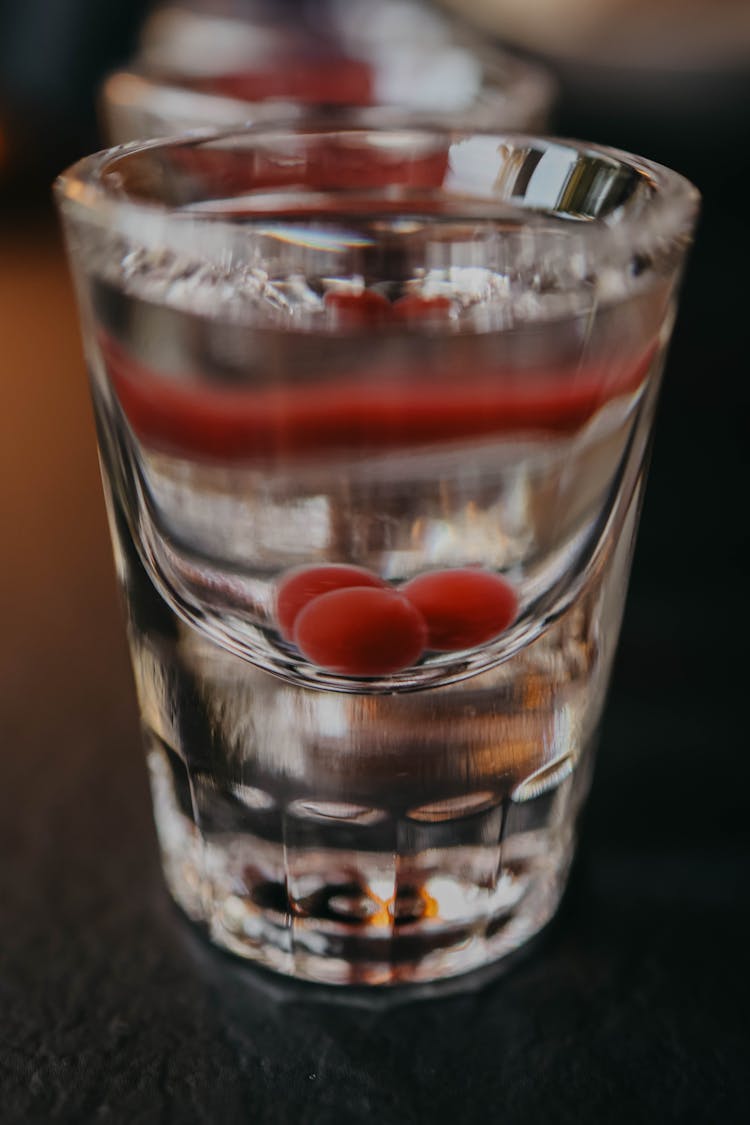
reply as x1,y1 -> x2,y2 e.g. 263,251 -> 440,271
293,587 -> 427,676
276,564 -> 386,640
325,290 -> 392,326
402,569 -> 518,651
392,294 -> 453,321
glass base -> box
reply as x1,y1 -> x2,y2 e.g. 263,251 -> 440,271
148,740 -> 575,986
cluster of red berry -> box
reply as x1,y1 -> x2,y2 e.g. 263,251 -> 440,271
276,564 -> 518,676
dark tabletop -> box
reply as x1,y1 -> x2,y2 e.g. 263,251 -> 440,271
1,77 -> 749,1125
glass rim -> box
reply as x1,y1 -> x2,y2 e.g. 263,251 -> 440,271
54,123 -> 699,275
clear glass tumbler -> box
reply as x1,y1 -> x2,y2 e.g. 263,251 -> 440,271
56,126 -> 698,985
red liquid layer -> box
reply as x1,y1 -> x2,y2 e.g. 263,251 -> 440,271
101,333 -> 652,463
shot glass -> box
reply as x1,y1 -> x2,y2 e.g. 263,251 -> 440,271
56,125 -> 698,985
100,0 -> 554,143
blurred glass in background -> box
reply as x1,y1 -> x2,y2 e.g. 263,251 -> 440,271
101,0 -> 554,143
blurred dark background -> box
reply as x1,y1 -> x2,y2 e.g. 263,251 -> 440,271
0,0 -> 151,199
1,2 -> 748,1121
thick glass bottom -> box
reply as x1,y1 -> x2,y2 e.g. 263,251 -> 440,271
147,737 -> 578,985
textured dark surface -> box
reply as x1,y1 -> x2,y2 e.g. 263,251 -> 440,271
2,99 -> 750,1125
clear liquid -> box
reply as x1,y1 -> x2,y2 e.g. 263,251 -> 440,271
91,261 -> 663,983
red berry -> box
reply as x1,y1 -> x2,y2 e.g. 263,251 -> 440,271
402,568 -> 517,651
276,564 -> 385,640
293,587 -> 427,676
392,294 -> 453,321
325,290 -> 391,326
